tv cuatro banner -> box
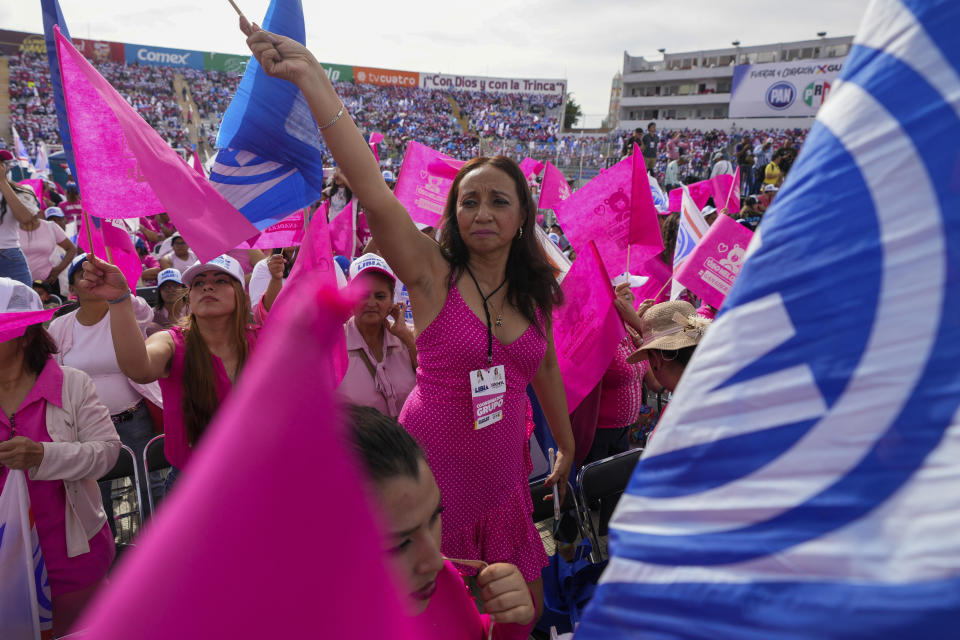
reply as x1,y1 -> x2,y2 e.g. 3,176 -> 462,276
729,57 -> 845,118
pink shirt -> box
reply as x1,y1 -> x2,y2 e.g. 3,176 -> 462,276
158,325 -> 260,469
419,561 -> 532,640
61,200 -> 83,222
337,317 -> 417,418
597,338 -> 647,429
0,360 -> 114,596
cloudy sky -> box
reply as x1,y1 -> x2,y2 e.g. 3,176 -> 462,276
3,0 -> 871,126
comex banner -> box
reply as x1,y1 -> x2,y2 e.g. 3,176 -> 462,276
729,57 -> 845,118
125,43 -> 204,70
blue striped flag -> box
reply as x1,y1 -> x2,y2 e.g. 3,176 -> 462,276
578,0 -> 960,637
210,0 -> 326,230
40,0 -> 77,178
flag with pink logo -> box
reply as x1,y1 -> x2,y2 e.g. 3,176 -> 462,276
76,257 -> 425,639
554,153 -> 663,278
667,179 -> 715,212
710,166 -> 741,213
671,185 -> 711,299
54,28 -> 257,262
674,213 -> 753,309
330,199 -> 356,257
238,210 -> 305,250
519,157 -> 544,179
77,216 -> 142,292
393,141 -> 465,226
538,161 -> 571,211
0,469 -> 53,640
553,240 -> 625,414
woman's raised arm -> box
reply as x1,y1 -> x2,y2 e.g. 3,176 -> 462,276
241,17 -> 445,293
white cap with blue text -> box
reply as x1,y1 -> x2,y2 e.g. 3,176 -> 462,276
349,253 -> 396,284
157,268 -> 184,288
181,255 -> 244,287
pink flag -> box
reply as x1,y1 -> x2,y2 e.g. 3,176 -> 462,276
274,201 -> 349,383
538,161 -> 571,211
238,210 -> 305,250
393,141 -> 465,226
553,241 -> 625,413
18,178 -> 44,203
369,132 -> 384,164
329,199 -> 356,257
633,255 -> 672,306
674,213 -> 754,309
54,28 -> 257,262
77,216 -> 142,292
191,150 -> 205,177
553,154 -> 663,278
0,309 -> 58,342
518,157 -> 544,178
76,269 -> 425,639
709,166 -> 741,214
667,179 -> 714,212
629,142 -> 663,253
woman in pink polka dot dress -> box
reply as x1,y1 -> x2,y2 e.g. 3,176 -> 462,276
242,33 -> 576,615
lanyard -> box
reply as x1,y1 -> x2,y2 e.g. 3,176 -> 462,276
464,266 -> 507,366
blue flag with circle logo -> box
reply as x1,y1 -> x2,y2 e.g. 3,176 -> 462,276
578,0 -> 960,636
210,0 -> 326,230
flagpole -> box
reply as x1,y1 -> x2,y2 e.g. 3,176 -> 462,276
654,276 -> 672,302
82,209 -> 96,260
626,244 -> 631,274
226,0 -> 245,18
722,172 -> 737,214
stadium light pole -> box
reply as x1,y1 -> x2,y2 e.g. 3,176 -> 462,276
817,31 -> 827,57
732,40 -> 741,65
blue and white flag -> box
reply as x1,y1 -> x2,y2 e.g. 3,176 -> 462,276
34,142 -> 49,177
40,0 -> 77,179
579,0 -> 960,637
211,0 -> 326,230
11,125 -> 31,169
670,185 -> 708,300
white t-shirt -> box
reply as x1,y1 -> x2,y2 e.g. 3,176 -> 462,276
163,250 -> 199,273
0,190 -> 40,250
63,313 -> 142,415
18,219 -> 67,281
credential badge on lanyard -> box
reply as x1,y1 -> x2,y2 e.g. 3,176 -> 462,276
471,365 -> 506,430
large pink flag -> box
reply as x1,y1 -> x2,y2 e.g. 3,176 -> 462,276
55,28 -> 257,262
633,255 -> 672,306
238,210 -> 305,250
518,157 -> 544,179
330,199 -> 356,257
76,261 -> 425,639
553,154 -> 663,278
538,161 -> 571,211
77,216 -> 142,292
667,179 -> 714,212
628,143 -> 664,254
393,141 -> 465,226
674,213 -> 753,309
553,241 -> 625,414
709,166 -> 741,214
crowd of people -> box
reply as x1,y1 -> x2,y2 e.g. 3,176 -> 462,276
0,21 -> 815,638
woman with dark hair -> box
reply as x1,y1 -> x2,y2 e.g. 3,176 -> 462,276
346,405 -> 535,639
77,253 -> 285,492
0,277 -> 120,636
150,268 -> 189,333
241,19 -> 575,614
0,171 -> 42,285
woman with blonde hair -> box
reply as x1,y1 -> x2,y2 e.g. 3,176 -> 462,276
78,253 -> 285,492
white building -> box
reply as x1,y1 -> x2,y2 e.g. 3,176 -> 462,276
619,35 -> 853,132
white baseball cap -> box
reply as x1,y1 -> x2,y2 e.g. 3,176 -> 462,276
181,255 -> 244,287
0,277 -> 44,313
381,169 -> 396,183
349,253 -> 396,284
44,206 -> 64,218
157,268 -> 184,288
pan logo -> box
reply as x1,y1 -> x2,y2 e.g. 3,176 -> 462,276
765,81 -> 796,110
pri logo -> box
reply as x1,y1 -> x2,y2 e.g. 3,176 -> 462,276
802,80 -> 832,107
765,81 -> 796,110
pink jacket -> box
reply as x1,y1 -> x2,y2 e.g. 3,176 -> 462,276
30,365 -> 121,558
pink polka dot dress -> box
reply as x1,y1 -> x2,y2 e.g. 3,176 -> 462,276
399,281 -> 549,582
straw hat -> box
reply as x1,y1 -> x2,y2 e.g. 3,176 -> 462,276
626,300 -> 712,364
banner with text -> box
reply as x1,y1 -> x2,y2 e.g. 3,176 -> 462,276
322,62 -> 354,84
124,43 -> 204,70
354,66 -> 419,88
729,57 -> 844,118
203,52 -> 249,74
420,73 -> 566,96
74,39 -> 125,63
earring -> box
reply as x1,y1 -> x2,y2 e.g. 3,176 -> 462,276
517,227 -> 524,239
